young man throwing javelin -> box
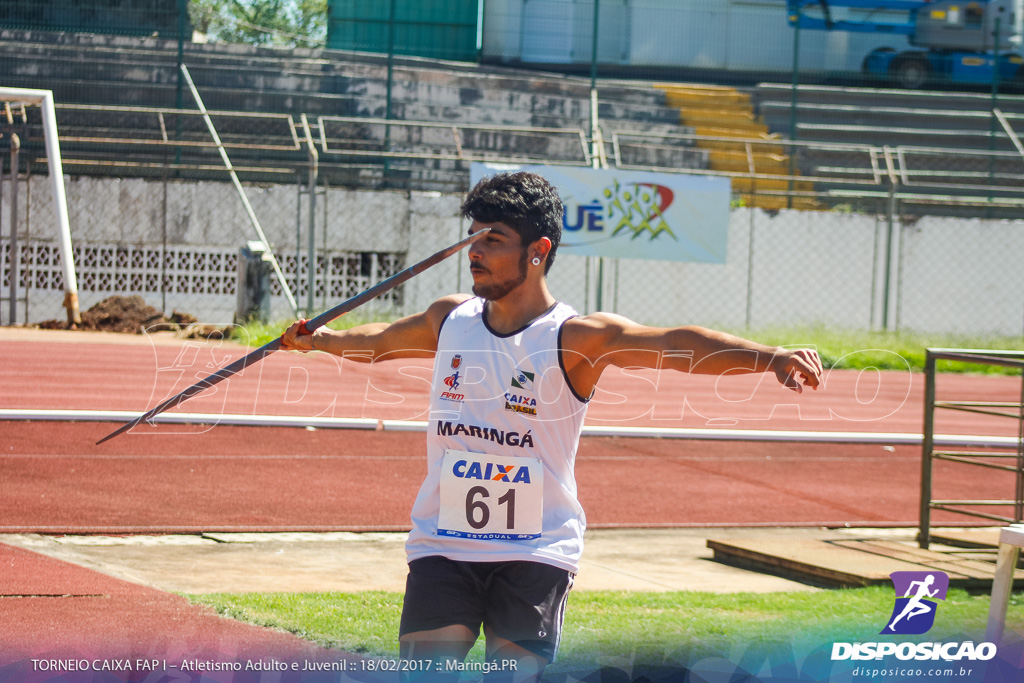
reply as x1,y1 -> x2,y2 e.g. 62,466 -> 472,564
282,171 -> 823,681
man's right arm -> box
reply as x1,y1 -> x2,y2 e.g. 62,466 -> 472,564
280,294 -> 469,362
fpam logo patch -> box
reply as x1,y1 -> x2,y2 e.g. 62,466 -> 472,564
881,571 -> 949,635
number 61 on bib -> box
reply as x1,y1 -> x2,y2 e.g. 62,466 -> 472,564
437,450 -> 544,540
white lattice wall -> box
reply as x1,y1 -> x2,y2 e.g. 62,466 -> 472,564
3,240 -> 405,324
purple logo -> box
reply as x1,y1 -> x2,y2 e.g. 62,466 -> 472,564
881,571 -> 949,635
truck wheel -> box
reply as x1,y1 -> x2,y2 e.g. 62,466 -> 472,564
892,57 -> 930,89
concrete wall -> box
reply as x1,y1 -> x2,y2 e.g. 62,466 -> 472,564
9,175 -> 1023,337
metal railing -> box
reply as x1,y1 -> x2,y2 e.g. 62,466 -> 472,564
4,101 -> 1024,209
317,116 -> 592,166
919,349 -> 1024,549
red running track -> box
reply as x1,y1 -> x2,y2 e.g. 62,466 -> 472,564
2,329 -> 1020,532
2,331 -> 1020,434
1,330 -> 1020,679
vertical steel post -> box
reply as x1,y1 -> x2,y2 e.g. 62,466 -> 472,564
919,351 -> 937,549
302,114 -> 319,316
881,147 -> 899,331
786,7 -> 801,209
882,188 -> 896,330
590,0 -> 600,93
989,17 -> 1002,216
174,0 -> 186,171
1016,361 -> 1024,522
746,208 -> 756,329
384,0 -> 397,186
307,156 -> 318,317
1,132 -> 4,325
296,174 -> 303,300
590,0 -> 604,312
8,134 -> 19,326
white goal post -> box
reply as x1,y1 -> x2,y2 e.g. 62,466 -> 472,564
1,87 -> 80,325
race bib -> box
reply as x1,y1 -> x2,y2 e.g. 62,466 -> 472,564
437,450 -> 544,540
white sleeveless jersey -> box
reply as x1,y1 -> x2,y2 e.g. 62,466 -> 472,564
405,297 -> 590,573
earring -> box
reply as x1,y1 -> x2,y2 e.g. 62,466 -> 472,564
532,257 -> 541,266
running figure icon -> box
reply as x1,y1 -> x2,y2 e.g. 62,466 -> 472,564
887,574 -> 938,632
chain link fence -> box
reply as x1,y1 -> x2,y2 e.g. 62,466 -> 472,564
5,165 -> 1023,338
3,16 -> 1024,337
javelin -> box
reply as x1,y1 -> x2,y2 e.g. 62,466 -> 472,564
96,229 -> 488,445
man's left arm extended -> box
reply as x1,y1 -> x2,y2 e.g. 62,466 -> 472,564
561,312 -> 823,398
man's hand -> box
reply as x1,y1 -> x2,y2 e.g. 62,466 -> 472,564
281,318 -> 317,352
771,348 -> 823,393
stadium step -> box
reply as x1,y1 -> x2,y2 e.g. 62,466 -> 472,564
656,83 -> 819,210
754,82 -> 1024,196
656,83 -> 752,109
0,29 -> 709,188
729,176 -> 814,193
708,149 -> 792,175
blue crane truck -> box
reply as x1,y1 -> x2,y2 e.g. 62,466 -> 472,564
787,0 -> 1024,88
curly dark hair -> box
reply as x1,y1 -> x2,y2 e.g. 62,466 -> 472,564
460,171 -> 563,274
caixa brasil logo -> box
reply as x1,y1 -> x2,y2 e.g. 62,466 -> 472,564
831,571 -> 996,663
564,180 -> 677,241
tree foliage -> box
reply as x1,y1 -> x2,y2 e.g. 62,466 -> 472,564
189,0 -> 326,47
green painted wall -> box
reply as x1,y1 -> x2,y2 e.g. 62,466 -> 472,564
0,0 -> 188,37
327,0 -> 478,62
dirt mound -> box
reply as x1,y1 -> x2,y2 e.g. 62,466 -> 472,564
36,296 -> 228,337
79,295 -> 165,334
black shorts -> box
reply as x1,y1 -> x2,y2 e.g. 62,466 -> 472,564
399,555 -> 574,662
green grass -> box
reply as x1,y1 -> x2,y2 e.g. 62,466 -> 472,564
231,318 -> 1024,375
228,314 -> 400,348
187,588 -> 1024,672
740,325 -> 1024,375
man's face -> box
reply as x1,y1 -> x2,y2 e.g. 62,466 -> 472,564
467,221 -> 529,301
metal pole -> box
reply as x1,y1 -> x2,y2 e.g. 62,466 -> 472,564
174,0 -> 186,171
590,0 -> 600,92
0,88 -> 78,325
989,17 -> 1002,215
296,174 -> 302,300
882,188 -> 896,330
745,208 -> 755,329
919,350 -> 937,548
322,178 -> 330,311
1,132 -> 5,325
180,64 -> 300,316
994,108 -> 1024,159
37,92 -> 80,326
384,0 -> 396,186
302,114 -> 319,316
881,146 -> 899,331
1016,362 -> 1024,522
590,1 -> 605,312
786,6 -> 801,209
8,134 -> 18,325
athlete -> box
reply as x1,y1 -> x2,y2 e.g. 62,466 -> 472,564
281,171 -> 823,681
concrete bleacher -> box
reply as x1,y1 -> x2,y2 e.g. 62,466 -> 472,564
755,82 -> 1024,209
0,30 -> 700,189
